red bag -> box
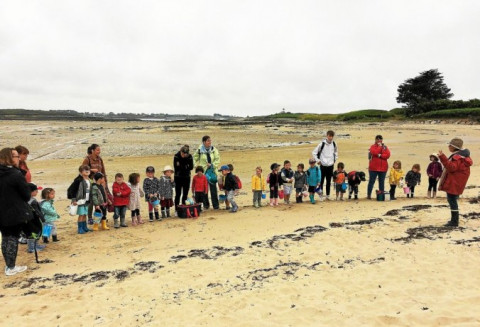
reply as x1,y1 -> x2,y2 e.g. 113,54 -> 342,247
107,192 -> 114,213
177,204 -> 201,219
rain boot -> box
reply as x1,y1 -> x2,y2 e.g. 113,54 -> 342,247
82,221 -> 92,233
445,211 -> 459,227
432,191 -> 437,199
101,220 -> 110,230
131,217 -> 137,226
161,209 -> 167,219
274,198 -> 279,206
93,223 -> 99,231
299,195 -> 303,203
137,215 -> 144,224
27,239 -> 35,253
52,235 -> 59,242
269,199 -> 274,207
166,209 -> 171,218
120,217 -> 128,227
114,219 -> 120,229
77,222 -> 86,234
309,194 -> 316,204
155,211 -> 161,221
149,212 -> 154,222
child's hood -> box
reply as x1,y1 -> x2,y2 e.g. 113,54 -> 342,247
453,149 -> 473,166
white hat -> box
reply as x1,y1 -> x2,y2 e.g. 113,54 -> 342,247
163,165 -> 174,172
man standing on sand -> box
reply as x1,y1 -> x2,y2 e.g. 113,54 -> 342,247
312,130 -> 338,200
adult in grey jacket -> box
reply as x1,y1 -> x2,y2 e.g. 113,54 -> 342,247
0,148 -> 31,276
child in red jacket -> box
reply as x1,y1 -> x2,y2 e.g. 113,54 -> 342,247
112,173 -> 131,228
438,138 -> 473,227
192,166 -> 208,210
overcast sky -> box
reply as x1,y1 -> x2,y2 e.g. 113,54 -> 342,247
1,1 -> 479,116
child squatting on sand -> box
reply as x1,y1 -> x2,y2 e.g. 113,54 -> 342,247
438,137 -> 473,227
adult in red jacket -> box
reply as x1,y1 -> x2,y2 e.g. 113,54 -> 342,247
112,173 -> 131,228
438,138 -> 473,227
367,135 -> 391,199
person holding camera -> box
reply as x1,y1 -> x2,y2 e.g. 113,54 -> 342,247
367,135 -> 391,199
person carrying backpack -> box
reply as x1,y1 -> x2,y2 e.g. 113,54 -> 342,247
312,130 -> 338,200
193,136 -> 221,210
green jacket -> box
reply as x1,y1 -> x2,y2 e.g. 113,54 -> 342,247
91,183 -> 105,206
193,145 -> 220,171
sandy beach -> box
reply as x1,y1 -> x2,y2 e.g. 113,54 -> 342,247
0,120 -> 479,326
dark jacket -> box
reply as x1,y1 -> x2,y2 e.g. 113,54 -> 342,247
439,149 -> 473,195
405,170 -> 421,186
0,165 -> 32,227
223,173 -> 238,191
173,151 -> 194,178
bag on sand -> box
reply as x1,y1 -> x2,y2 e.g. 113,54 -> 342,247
177,204 -> 201,219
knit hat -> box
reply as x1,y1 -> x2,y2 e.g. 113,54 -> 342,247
448,138 -> 463,150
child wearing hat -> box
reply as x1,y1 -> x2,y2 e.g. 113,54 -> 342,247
219,165 -> 238,213
438,137 -> 473,227
426,153 -> 443,199
159,165 -> 175,218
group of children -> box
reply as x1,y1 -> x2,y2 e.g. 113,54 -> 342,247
254,159 -> 364,206
388,154 -> 443,200
251,153 -> 446,208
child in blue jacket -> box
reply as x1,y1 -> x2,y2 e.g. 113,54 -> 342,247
306,158 -> 322,204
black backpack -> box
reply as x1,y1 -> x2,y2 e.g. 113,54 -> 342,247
316,141 -> 337,159
67,175 -> 83,199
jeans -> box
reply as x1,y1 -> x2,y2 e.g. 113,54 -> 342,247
227,190 -> 237,209
113,206 -> 127,220
367,171 -> 386,196
447,193 -> 459,211
253,191 -> 262,205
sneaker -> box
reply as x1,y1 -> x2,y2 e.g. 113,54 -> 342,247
325,195 -> 331,201
18,236 -> 28,244
5,266 -> 27,276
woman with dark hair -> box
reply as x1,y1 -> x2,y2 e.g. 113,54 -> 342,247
193,136 -> 221,210
82,144 -> 109,223
0,148 -> 31,276
367,135 -> 391,199
15,145 -> 31,182
173,145 -> 194,212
